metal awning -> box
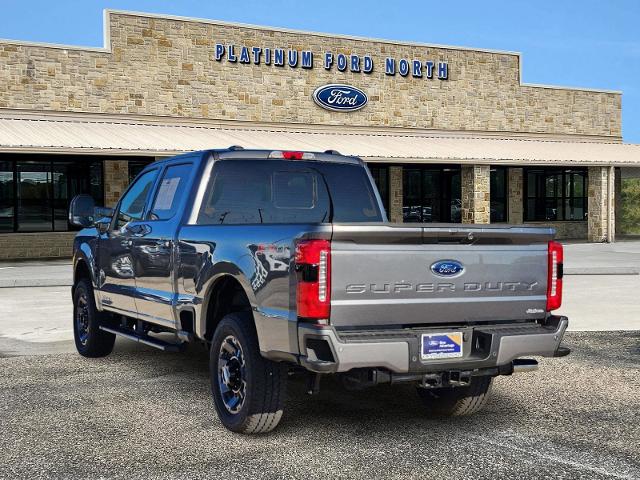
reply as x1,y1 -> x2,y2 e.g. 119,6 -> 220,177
0,113 -> 639,166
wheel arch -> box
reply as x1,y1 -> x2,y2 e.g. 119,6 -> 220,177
199,270 -> 257,344
73,247 -> 97,291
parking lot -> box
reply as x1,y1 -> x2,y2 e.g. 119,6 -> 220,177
0,242 -> 639,479
0,332 -> 638,479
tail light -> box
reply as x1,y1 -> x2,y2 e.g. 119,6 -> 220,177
546,241 -> 564,311
269,150 -> 315,160
295,239 -> 331,321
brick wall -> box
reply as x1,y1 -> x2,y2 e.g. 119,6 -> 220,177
0,232 -> 75,260
0,11 -> 621,138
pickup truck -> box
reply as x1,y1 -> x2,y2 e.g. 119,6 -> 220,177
69,147 -> 569,434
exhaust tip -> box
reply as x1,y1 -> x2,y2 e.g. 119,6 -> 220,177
512,358 -> 539,373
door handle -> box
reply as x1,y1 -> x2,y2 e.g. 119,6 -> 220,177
125,223 -> 152,237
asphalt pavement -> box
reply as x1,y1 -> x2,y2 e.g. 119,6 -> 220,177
0,242 -> 638,479
0,332 -> 638,479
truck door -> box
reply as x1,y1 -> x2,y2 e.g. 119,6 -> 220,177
98,168 -> 159,317
129,161 -> 196,327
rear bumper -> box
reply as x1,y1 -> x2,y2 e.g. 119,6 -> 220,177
298,316 -> 568,374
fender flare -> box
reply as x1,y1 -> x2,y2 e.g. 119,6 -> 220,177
197,261 -> 258,340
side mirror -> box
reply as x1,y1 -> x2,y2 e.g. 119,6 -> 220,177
95,206 -> 114,219
95,217 -> 111,235
69,195 -> 96,228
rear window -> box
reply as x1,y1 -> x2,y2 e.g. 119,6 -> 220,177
197,159 -> 382,224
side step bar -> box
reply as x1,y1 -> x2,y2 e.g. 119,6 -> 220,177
99,325 -> 185,352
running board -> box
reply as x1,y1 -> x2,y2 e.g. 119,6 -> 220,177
99,325 -> 184,352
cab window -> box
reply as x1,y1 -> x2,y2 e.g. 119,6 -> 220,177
149,163 -> 192,221
115,169 -> 157,229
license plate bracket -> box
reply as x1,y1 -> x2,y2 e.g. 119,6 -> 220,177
421,332 -> 463,360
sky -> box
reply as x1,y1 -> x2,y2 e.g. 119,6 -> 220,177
1,0 -> 638,142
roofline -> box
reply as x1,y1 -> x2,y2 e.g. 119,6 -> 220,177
0,9 -> 622,96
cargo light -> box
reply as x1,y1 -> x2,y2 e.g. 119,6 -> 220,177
295,239 -> 331,321
269,150 -> 315,160
546,241 -> 564,311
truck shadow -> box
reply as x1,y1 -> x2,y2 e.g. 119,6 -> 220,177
110,340 -> 526,435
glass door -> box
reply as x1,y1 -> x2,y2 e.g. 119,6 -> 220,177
17,162 -> 52,232
402,166 -> 460,223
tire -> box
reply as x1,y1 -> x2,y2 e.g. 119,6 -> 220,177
73,279 -> 115,358
417,376 -> 492,416
210,312 -> 287,434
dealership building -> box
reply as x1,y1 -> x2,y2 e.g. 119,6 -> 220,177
0,10 -> 639,259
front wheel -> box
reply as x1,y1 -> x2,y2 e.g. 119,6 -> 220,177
73,279 -> 115,358
417,376 -> 492,416
210,312 -> 287,434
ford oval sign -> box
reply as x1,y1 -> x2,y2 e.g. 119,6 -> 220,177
430,260 -> 465,277
312,84 -> 368,112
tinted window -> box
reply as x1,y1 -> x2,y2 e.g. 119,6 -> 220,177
0,161 -> 13,232
524,168 -> 587,221
149,163 -> 192,221
198,160 -> 382,225
490,166 -> 508,223
115,169 -> 157,229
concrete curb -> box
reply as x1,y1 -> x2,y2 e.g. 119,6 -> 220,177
0,280 -> 73,288
564,267 -> 640,276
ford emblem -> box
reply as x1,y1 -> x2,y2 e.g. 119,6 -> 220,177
312,84 -> 368,112
430,260 -> 464,277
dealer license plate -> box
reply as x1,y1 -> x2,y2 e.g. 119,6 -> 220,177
421,332 -> 463,360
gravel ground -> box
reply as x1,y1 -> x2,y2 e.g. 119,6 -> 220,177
1,331 -> 638,480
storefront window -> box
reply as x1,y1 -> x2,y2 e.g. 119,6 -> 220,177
524,168 -> 587,221
129,159 -> 155,183
368,165 -> 389,216
402,166 -> 461,223
0,162 -> 14,232
17,162 -> 52,232
0,155 -> 106,233
490,167 -> 508,223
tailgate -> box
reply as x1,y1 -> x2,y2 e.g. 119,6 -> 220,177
330,224 -> 554,328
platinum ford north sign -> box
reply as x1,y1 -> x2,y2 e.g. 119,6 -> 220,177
313,84 -> 368,112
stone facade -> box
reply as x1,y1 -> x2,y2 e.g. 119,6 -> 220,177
0,232 -> 76,259
104,160 -> 130,207
507,167 -> 524,224
0,11 -> 626,258
461,165 -> 490,224
0,11 -> 621,138
587,166 -> 615,242
388,166 -> 403,223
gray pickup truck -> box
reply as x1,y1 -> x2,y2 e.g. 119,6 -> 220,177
69,147 -> 569,434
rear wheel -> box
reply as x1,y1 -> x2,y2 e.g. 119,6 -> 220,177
73,279 -> 115,358
416,376 -> 492,416
210,312 -> 287,434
